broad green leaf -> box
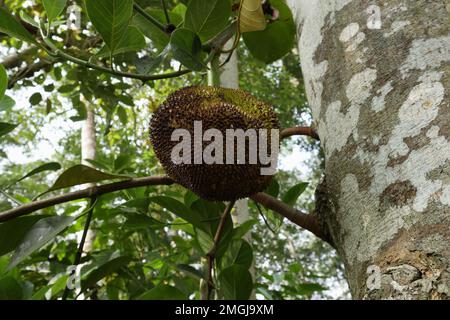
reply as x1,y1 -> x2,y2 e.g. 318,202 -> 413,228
171,3 -> 187,20
16,162 -> 61,184
43,0 -> 68,23
8,216 -> 75,269
221,239 -> 253,270
84,0 -> 133,54
96,26 -> 145,58
175,264 -> 203,280
149,196 -> 203,230
185,0 -> 231,42
82,256 -> 131,290
0,95 -> 15,112
264,178 -> 279,198
243,0 -> 295,63
232,219 -> 257,240
0,215 -> 48,257
282,182 -> 308,207
196,227 -> 214,254
0,276 -> 23,299
170,28 -> 204,71
138,284 -> 186,300
0,122 -> 18,138
297,283 -> 327,295
0,8 -> 38,44
19,11 -> 39,28
132,9 -> 182,51
218,265 -> 253,300
190,198 -> 226,236
46,164 -> 132,193
183,190 -> 199,208
135,45 -> 170,74
29,92 -> 42,105
0,64 -> 7,100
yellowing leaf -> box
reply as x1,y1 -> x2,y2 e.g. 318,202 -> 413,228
239,0 -> 266,33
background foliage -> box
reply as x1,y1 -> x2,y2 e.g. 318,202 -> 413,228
0,0 -> 348,300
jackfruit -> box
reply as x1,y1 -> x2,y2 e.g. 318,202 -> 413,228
149,86 -> 279,201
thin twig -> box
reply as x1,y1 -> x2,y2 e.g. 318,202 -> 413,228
133,2 -> 167,34
253,200 -> 276,234
160,0 -> 171,25
205,200 -> 236,300
62,196 -> 97,300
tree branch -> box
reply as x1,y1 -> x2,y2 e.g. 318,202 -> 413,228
0,176 -> 329,243
250,192 -> 328,243
0,176 -> 174,223
8,58 -> 56,88
0,46 -> 38,69
133,2 -> 168,34
50,47 -> 191,82
280,127 -> 320,140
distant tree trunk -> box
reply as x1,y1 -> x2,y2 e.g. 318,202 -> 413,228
81,105 -> 97,253
287,0 -> 449,299
218,38 -> 256,299
218,39 -> 251,236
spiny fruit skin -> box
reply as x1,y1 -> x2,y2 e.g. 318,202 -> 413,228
149,86 -> 279,201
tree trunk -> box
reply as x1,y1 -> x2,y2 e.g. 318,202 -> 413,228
81,105 -> 97,253
287,0 -> 449,299
218,38 -> 257,299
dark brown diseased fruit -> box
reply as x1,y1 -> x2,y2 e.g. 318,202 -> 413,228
150,86 -> 279,201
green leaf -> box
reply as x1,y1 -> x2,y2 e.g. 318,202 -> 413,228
243,0 -> 296,63
297,283 -> 327,295
265,178 -> 279,198
184,0 -> 231,42
45,164 -> 132,193
282,182 -> 308,207
196,227 -> 214,254
43,0 -> 68,23
0,95 -> 15,112
82,255 -> 131,290
19,11 -> 39,28
84,0 -> 133,54
0,276 -> 23,299
171,3 -> 187,20
138,284 -> 186,300
184,190 -> 199,208
232,219 -> 257,240
16,162 -> 61,184
221,239 -> 253,270
175,264 -> 203,280
0,122 -> 18,138
170,28 -> 204,71
96,26 -> 146,58
29,92 -> 42,105
8,216 -> 75,270
132,9 -> 182,51
135,45 -> 170,74
0,64 -> 7,100
0,215 -> 48,257
149,196 -> 203,230
0,8 -> 38,44
218,265 -> 253,300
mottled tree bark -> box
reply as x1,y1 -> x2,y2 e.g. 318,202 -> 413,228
287,0 -> 449,299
